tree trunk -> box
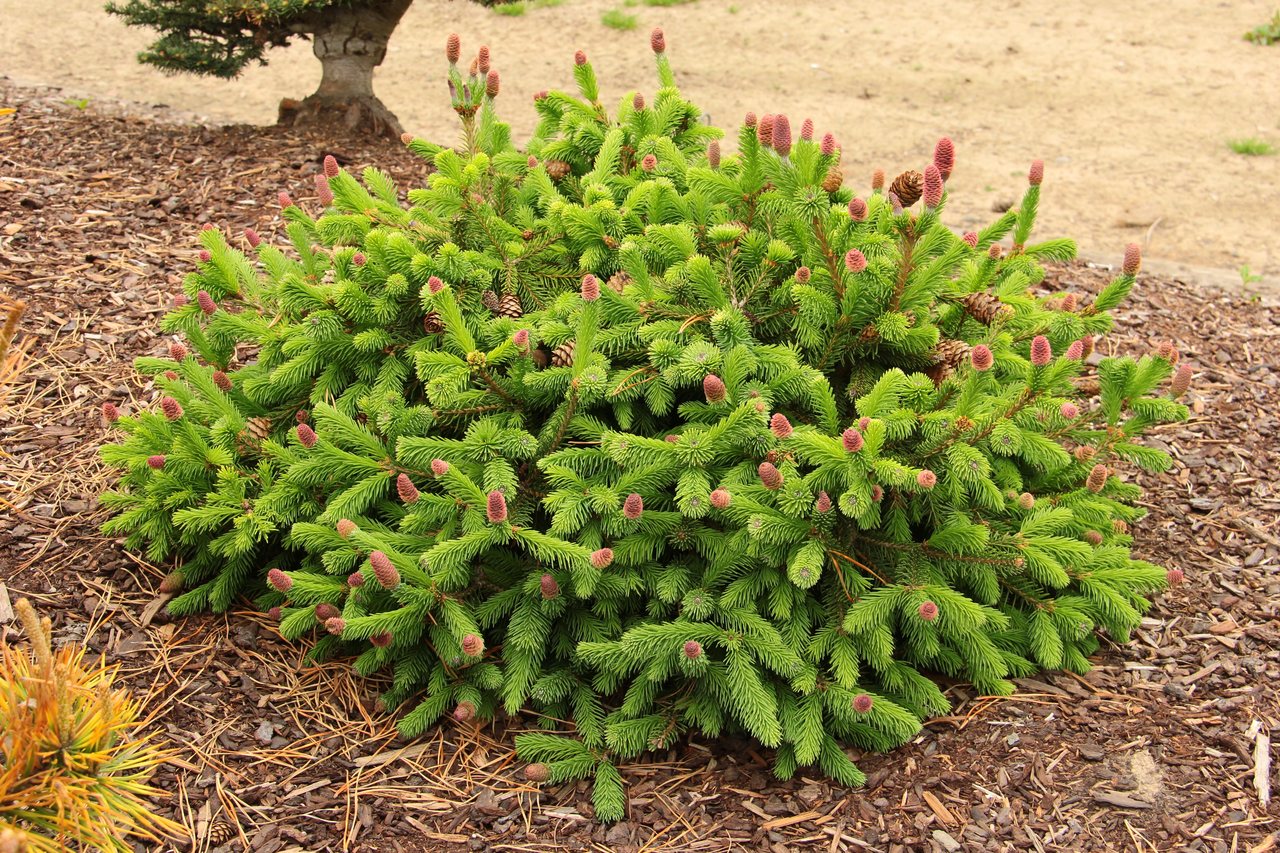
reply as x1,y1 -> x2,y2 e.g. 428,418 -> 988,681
277,0 -> 412,139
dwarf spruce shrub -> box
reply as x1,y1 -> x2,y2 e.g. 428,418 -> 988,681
100,31 -> 1192,819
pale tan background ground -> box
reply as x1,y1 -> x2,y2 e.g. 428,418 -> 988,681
3,0 -> 1278,288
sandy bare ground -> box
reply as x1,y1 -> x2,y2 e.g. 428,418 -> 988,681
2,0 -> 1278,288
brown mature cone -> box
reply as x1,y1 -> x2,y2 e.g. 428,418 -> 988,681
960,291 -> 1012,325
927,338 -> 972,385
551,340 -> 576,367
422,311 -> 445,334
889,170 -> 924,207
497,293 -> 523,318
821,166 -> 844,193
545,160 -> 572,181
607,271 -> 632,293
481,290 -> 500,312
237,416 -> 273,453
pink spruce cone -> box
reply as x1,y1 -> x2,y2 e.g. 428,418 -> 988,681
650,27 -> 666,54
709,489 -> 732,509
623,493 -> 644,520
817,133 -> 835,158
462,633 -> 485,656
918,600 -> 939,622
348,572 -> 365,587
315,603 -> 340,622
844,249 -> 867,273
486,490 -> 508,523
453,702 -> 475,722
1065,339 -> 1085,360
169,341 -> 188,361
852,693 -> 874,713
160,397 -> 183,421
336,518 -> 357,539
196,290 -> 217,316
848,197 -> 868,221
1060,402 -> 1079,419
922,164 -> 944,208
917,469 -> 938,490
1083,530 -> 1103,545
590,548 -> 614,569
478,44 -> 491,74
315,174 -> 334,206
352,252 -> 366,267
1060,292 -> 1078,312
758,461 -> 783,490
889,192 -> 904,215
1155,340 -> 1178,361
102,401 -> 120,424
574,49 -> 587,66
198,249 -> 212,262
816,491 -> 833,513
708,140 -> 720,168
446,33 -> 461,64
278,191 -> 293,208
1166,567 -> 1185,586
933,136 -> 955,180
800,117 -> 814,142
370,632 -> 393,648
970,344 -> 994,371
1028,159 -> 1045,186
1113,519 -> 1129,535
633,93 -> 646,111
795,266 -> 811,283
370,551 -> 400,589
513,328 -> 530,351
267,606 -> 282,620
427,275 -> 445,294
401,133 -> 413,145
146,454 -> 166,470
770,413 -> 793,439
683,640 -> 703,660
703,374 -> 727,403
871,484 -> 885,502
772,114 -> 792,157
532,90 -> 548,102
744,111 -> 758,129
842,428 -> 864,453
1122,243 -> 1142,276
486,70 -> 500,99
858,416 -> 872,431
163,370 -> 178,381
431,458 -> 450,476
172,293 -> 189,308
640,153 -> 658,172
581,273 -> 600,302
323,155 -> 340,178
757,114 -> 775,146
396,473 -> 419,504
872,169 -> 886,190
267,568 -> 292,593
962,231 -> 979,248
1170,364 -> 1193,398
527,155 -> 538,169
1030,335 -> 1052,366
1018,492 -> 1036,510
540,573 -> 559,599
1086,464 -> 1108,493
988,243 -> 1002,260
1081,335 -> 1096,359
296,423 -> 317,448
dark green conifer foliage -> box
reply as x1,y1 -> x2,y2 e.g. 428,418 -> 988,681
101,31 -> 1190,820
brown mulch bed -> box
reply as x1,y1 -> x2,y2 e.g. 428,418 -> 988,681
1,81 -> 1278,853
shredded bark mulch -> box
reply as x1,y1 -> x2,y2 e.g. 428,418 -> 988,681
1,82 -> 1277,852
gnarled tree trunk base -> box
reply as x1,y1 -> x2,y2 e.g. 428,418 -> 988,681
277,94 -> 403,140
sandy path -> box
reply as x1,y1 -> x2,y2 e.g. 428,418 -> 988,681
2,0 -> 1278,288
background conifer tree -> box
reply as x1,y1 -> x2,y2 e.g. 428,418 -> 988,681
100,30 -> 1192,820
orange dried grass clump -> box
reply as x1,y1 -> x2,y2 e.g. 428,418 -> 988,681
0,599 -> 185,852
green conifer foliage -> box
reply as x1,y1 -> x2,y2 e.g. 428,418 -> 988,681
101,32 -> 1190,819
